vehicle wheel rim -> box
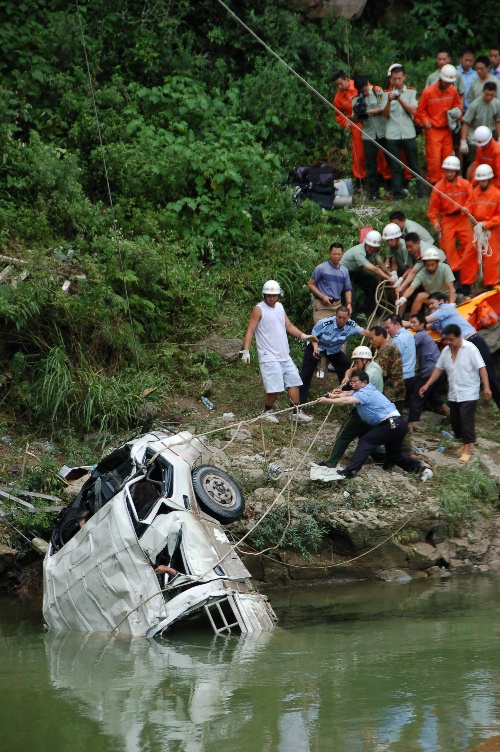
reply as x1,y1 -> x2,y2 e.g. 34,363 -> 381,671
202,474 -> 237,508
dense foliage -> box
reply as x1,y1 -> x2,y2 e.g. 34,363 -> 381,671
0,0 -> 495,432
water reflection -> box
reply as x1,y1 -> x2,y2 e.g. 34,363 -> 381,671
35,576 -> 500,751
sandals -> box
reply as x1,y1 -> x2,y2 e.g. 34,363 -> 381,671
459,453 -> 472,465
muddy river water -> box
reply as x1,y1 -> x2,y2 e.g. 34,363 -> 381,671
2,575 -> 500,751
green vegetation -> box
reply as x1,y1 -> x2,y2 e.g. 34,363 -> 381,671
432,469 -> 499,534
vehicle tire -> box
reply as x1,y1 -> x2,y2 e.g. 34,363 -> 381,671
191,465 -> 245,523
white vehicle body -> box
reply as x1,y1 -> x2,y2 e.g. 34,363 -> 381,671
43,431 -> 276,637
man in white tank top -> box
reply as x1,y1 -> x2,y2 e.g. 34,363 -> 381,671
241,280 -> 318,422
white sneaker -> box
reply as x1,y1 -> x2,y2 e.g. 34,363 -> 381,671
260,410 -> 279,423
290,409 -> 313,422
327,363 -> 335,372
421,467 -> 433,482
316,370 -> 325,379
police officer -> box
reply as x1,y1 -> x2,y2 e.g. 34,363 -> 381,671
352,75 -> 387,202
318,371 -> 432,480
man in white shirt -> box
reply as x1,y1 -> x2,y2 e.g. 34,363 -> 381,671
241,280 -> 317,422
419,323 -> 491,463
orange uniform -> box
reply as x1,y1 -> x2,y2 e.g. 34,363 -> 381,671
415,82 -> 462,184
471,140 -> 500,189
334,80 -> 366,180
461,183 -> 500,287
427,177 -> 474,271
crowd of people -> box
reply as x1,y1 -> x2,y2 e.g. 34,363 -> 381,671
238,47 -> 500,483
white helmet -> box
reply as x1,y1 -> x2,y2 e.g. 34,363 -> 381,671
421,248 -> 442,262
442,155 -> 461,171
262,279 -> 281,295
474,125 -> 492,147
382,222 -> 402,240
474,163 -> 494,181
387,63 -> 403,76
365,230 -> 382,248
351,345 -> 373,360
439,64 -> 458,83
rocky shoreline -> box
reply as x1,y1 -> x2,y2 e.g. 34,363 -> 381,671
1,407 -> 499,598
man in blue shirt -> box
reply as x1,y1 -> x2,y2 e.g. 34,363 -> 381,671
318,371 -> 432,480
299,307 -> 369,405
307,243 -> 353,320
425,291 -> 500,408
407,311 -> 449,430
457,48 -> 478,112
384,314 -> 416,401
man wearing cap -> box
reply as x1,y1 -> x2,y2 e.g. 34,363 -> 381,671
461,164 -> 500,294
427,155 -> 474,283
341,230 -> 393,309
426,291 -> 500,409
415,65 -> 462,184
426,49 -> 466,105
333,70 -> 366,192
460,82 -> 500,169
298,306 -> 370,407
396,248 -> 456,314
316,346 -> 385,469
468,126 -> 500,188
351,75 -> 388,202
383,222 -> 414,278
382,65 -> 423,201
241,280 -> 318,422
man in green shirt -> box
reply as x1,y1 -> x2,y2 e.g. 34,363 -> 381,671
426,49 -> 466,106
460,82 -> 500,167
466,56 -> 499,106
341,230 -> 393,310
382,65 -> 424,200
396,248 -> 456,315
352,75 -> 387,202
389,210 -> 435,250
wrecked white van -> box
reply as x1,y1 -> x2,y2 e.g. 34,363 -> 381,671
43,430 -> 277,637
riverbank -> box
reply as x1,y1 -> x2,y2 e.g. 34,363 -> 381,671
1,359 -> 499,596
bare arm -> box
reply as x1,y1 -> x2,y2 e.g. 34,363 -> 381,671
496,121 -> 500,139
363,259 -> 392,281
285,315 -> 318,342
419,367 -> 444,396
447,281 -> 456,304
460,122 -> 469,141
318,392 -> 360,406
307,277 -> 336,307
242,306 -> 262,350
479,365 -> 492,399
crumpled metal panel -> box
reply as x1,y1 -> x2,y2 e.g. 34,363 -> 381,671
43,494 -> 167,636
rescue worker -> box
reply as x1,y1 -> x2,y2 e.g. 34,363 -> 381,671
318,371 -> 432,481
333,70 -> 366,192
351,75 -> 387,202
389,210 -> 435,250
460,82 -> 500,169
415,65 -> 462,185
397,234 -> 447,294
426,49 -> 466,106
461,163 -> 500,295
383,223 -> 410,278
241,280 -> 317,422
426,291 -> 500,410
427,155 -> 474,285
316,345 -> 385,469
384,314 -> 416,402
396,248 -> 456,315
407,312 -> 449,432
469,125 -> 500,188
381,64 -> 424,201
341,230 -> 393,310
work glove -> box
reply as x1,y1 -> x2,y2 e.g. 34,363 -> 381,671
459,140 -> 469,154
390,270 -> 398,282
301,333 -> 319,343
393,276 -> 403,288
240,349 -> 250,364
396,296 -> 407,308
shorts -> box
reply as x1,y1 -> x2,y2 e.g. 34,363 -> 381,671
259,357 -> 303,394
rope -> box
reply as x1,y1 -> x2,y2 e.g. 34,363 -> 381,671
213,0 -> 479,219
74,0 -> 146,405
473,222 -> 492,266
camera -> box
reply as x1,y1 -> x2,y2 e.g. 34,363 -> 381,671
353,95 -> 369,122
392,89 -> 401,99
